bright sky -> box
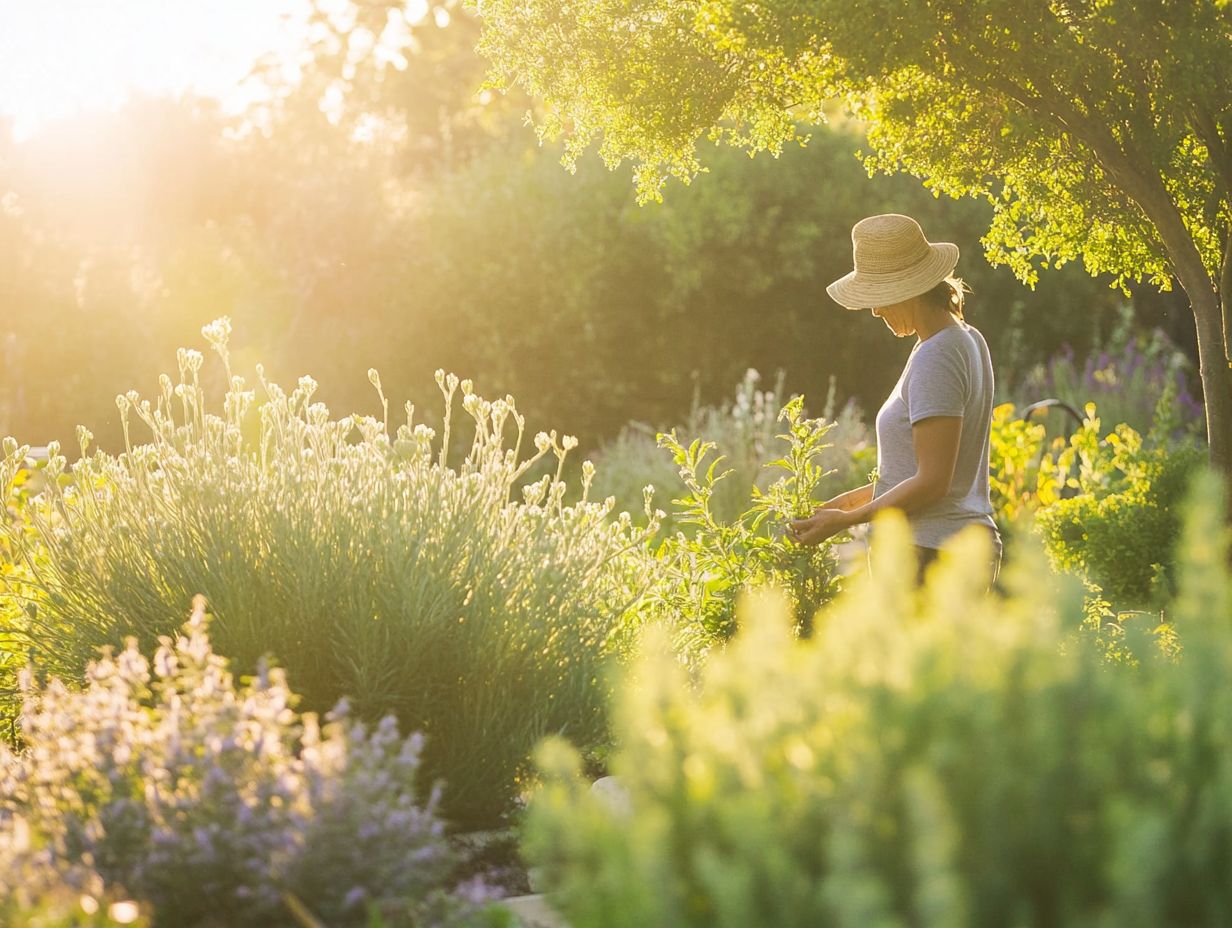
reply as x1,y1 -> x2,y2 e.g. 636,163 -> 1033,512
0,0 -> 322,139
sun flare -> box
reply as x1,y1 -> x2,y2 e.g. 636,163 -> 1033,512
0,0 -> 312,140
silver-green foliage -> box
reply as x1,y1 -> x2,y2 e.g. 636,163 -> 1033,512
0,319 -> 661,828
526,473 -> 1232,927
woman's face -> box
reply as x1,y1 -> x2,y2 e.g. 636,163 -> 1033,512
870,298 -> 916,337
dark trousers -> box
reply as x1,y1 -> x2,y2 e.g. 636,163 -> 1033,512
914,543 -> 1001,590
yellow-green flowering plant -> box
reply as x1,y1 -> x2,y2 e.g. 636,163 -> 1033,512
0,460 -> 50,746
525,474 -> 1230,927
989,387 -> 1204,614
1032,401 -> 1204,609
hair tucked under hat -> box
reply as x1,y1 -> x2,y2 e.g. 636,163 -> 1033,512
921,276 -> 970,321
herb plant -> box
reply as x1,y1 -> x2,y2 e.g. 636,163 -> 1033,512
525,477 -> 1232,928
647,394 -> 842,659
0,319 -> 661,828
0,598 -> 501,928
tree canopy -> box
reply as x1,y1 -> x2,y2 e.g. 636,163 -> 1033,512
473,0 -> 1228,285
473,0 -> 1232,466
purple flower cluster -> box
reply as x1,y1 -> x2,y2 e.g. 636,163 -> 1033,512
1025,329 -> 1204,436
0,598 -> 496,927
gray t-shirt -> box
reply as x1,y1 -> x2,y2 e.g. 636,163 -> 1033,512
873,322 -> 1001,552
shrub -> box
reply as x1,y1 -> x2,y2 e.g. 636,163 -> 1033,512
593,370 -> 874,539
644,394 -> 843,662
0,319 -> 661,828
525,475 -> 1232,928
1033,407 -> 1204,608
989,394 -> 1204,610
0,598 -> 502,928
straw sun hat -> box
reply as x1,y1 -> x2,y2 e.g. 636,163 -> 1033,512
826,214 -> 959,310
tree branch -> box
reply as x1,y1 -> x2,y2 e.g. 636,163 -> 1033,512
968,63 -> 1225,363
1191,105 -> 1232,205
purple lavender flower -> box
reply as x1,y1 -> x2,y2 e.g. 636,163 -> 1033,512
1,611 -> 480,928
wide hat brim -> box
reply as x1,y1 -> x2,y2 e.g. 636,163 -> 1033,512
826,242 -> 960,310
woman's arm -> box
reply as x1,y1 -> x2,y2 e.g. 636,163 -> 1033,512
819,482 -> 875,512
790,416 -> 962,545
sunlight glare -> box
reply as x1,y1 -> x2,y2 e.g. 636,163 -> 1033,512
0,0 -> 313,140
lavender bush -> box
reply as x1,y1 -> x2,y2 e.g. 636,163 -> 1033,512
0,597 -> 503,928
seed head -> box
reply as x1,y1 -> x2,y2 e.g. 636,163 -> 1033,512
201,317 -> 232,349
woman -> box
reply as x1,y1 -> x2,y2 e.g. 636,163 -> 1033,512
788,213 -> 1002,587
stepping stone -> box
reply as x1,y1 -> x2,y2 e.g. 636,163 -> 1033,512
502,894 -> 569,928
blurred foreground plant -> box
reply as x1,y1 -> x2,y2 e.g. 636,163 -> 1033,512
526,473 -> 1232,927
0,598 -> 503,928
0,318 -> 661,828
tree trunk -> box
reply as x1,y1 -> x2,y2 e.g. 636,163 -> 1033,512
1190,285 -> 1232,476
1088,144 -> 1232,476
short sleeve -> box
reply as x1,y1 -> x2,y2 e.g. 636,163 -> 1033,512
906,338 -> 969,423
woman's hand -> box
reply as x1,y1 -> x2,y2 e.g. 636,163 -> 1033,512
787,508 -> 850,546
